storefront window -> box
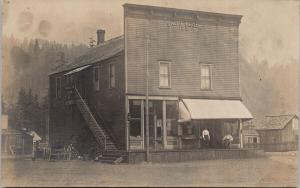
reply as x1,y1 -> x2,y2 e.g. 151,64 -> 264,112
147,101 -> 163,149
166,101 -> 178,137
129,100 -> 142,138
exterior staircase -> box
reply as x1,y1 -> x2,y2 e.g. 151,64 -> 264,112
73,87 -> 118,151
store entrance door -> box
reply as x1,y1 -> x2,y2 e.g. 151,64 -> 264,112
145,100 -> 163,150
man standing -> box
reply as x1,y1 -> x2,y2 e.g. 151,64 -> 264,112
202,128 -> 210,141
202,128 -> 210,148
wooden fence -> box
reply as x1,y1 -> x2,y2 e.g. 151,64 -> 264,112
245,142 -> 298,152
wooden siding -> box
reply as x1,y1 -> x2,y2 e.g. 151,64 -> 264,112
49,53 -> 126,149
49,71 -> 89,146
258,119 -> 298,144
125,10 -> 241,98
127,149 -> 264,163
86,54 -> 126,149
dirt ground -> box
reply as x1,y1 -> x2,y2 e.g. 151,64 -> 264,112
1,151 -> 298,187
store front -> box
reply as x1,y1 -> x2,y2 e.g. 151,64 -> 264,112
128,98 -> 179,150
127,98 -> 252,151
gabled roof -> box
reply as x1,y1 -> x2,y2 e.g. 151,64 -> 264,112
256,114 -> 299,130
50,35 -> 124,75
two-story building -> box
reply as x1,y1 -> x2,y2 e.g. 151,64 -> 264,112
49,4 -> 253,163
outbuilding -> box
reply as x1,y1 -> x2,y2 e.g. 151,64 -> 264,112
256,114 -> 298,152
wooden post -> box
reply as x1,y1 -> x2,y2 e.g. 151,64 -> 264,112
125,97 -> 129,151
4,136 -> 8,153
162,100 -> 167,149
145,36 -> 150,162
239,119 -> 243,149
22,137 -> 25,155
154,115 -> 157,150
141,100 -> 145,150
104,136 -> 107,151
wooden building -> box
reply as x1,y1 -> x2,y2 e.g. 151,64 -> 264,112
49,4 -> 254,163
256,114 -> 299,152
1,115 -> 33,157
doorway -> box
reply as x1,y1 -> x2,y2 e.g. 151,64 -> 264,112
128,100 -> 144,150
145,100 -> 163,150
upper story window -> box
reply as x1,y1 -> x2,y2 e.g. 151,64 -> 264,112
93,66 -> 100,91
109,63 -> 116,88
64,74 -> 73,85
200,64 -> 212,90
56,77 -> 61,98
159,62 -> 171,88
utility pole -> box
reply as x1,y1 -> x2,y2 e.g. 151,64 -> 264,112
145,35 -> 150,162
136,20 -> 156,162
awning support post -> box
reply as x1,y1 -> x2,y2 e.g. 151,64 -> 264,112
239,119 -> 243,149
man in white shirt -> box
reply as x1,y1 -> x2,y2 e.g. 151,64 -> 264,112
201,128 -> 210,148
202,128 -> 210,141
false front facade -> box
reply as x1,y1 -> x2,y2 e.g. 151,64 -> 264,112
49,4 -> 252,161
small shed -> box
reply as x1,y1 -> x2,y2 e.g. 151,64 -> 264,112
1,114 -> 34,157
256,114 -> 298,152
242,120 -> 260,149
1,129 -> 33,156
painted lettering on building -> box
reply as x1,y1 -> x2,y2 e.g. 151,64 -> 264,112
167,21 -> 204,31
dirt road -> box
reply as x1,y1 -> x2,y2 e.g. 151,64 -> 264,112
1,152 -> 297,187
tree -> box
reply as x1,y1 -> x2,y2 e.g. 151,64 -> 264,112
9,88 -> 46,138
89,37 -> 96,48
9,88 -> 27,130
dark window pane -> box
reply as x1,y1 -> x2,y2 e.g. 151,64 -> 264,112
129,100 -> 141,118
130,120 -> 141,137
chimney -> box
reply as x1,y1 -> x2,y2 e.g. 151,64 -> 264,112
96,29 -> 105,45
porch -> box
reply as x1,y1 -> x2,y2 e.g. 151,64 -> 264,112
101,148 -> 265,163
126,97 -> 253,152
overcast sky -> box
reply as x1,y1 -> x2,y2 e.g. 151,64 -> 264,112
3,0 -> 299,65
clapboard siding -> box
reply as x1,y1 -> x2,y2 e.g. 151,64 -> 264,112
49,53 -> 126,149
126,12 -> 240,98
87,53 -> 126,149
49,70 -> 96,147
258,119 -> 298,144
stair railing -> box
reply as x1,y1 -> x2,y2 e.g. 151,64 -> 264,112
73,86 -> 107,149
104,136 -> 107,151
88,103 -> 119,149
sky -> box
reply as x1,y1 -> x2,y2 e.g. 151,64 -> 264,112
2,0 -> 299,65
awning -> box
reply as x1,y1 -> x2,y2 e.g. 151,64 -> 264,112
179,99 -> 253,121
178,100 -> 192,123
64,65 -> 91,75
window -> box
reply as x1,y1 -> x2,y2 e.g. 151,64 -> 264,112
253,137 -> 258,143
109,63 -> 116,88
56,77 -> 61,98
292,119 -> 298,130
247,137 -> 253,143
159,62 -> 171,88
93,66 -> 99,91
65,74 -> 73,85
200,64 -> 212,90
129,100 -> 142,137
166,101 -> 178,137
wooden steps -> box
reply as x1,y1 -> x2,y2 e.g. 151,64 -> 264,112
95,154 -> 125,164
73,87 -> 119,151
